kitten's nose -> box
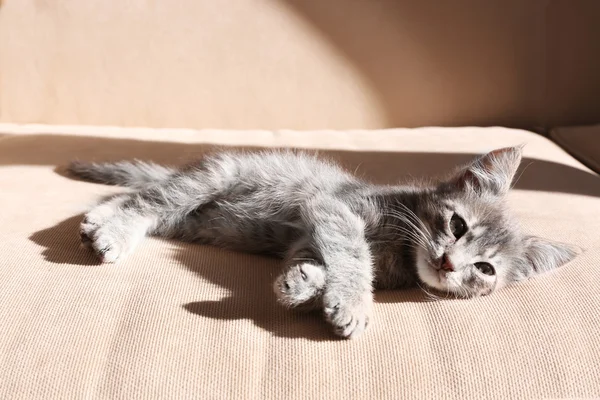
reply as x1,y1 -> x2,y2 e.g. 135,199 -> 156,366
441,253 -> 454,272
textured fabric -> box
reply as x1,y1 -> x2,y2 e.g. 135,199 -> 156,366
1,1 -> 600,129
551,124 -> 600,174
1,125 -> 599,399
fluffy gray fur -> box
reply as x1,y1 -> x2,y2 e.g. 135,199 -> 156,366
68,147 -> 577,339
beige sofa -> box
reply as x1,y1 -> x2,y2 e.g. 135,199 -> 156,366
1,1 -> 600,399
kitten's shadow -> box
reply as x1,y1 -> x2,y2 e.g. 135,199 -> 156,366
29,214 -> 100,266
171,244 -> 336,341
29,214 -> 431,341
173,243 -> 433,341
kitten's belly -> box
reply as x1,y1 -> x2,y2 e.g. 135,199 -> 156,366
207,222 -> 298,256
179,208 -> 299,256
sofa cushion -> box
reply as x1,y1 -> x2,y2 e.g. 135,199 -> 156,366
1,124 -> 599,399
551,124 -> 600,174
2,1 -> 600,130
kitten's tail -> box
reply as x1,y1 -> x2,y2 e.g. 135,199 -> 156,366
67,160 -> 176,188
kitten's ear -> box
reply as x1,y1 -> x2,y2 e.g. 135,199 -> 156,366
514,236 -> 579,280
449,146 -> 523,196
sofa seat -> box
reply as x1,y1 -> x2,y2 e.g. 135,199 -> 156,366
1,124 -> 599,399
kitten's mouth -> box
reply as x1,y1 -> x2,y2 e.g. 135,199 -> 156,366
436,269 -> 450,284
416,248 -> 460,294
426,260 -> 448,284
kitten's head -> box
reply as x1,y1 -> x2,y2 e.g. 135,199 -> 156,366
414,146 -> 578,297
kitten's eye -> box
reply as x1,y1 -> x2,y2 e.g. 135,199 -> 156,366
449,213 -> 467,239
475,262 -> 495,276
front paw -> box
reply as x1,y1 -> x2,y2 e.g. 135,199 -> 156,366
273,263 -> 325,311
323,291 -> 373,339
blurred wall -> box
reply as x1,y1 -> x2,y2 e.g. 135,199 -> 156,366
1,0 -> 599,130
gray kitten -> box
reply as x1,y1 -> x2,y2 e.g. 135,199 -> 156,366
68,146 -> 577,339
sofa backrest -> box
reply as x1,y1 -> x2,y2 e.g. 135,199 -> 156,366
1,0 -> 599,130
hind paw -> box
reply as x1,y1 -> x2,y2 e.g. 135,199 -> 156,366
80,203 -> 147,263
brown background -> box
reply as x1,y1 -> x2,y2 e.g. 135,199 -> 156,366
1,0 -> 599,130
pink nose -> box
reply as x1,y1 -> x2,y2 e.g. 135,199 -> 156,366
441,253 -> 454,271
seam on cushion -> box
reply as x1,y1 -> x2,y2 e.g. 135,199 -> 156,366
550,129 -> 600,174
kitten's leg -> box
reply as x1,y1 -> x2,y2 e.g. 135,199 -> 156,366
274,238 -> 326,311
301,196 -> 374,339
79,194 -> 153,262
80,163 -> 236,262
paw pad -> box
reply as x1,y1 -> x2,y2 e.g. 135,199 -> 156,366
273,263 -> 326,309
